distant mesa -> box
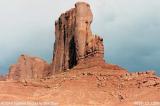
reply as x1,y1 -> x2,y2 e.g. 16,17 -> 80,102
0,75 -> 6,81
8,55 -> 49,80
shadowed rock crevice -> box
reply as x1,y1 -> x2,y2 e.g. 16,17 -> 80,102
51,2 -> 104,73
69,37 -> 77,69
7,2 -> 105,80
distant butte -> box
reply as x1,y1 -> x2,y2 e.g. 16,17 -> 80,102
1,2 -> 159,106
8,55 -> 49,80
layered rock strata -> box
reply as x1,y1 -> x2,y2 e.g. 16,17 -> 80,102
51,2 -> 104,73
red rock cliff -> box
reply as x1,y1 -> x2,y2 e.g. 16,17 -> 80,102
51,2 -> 104,73
7,2 -> 105,80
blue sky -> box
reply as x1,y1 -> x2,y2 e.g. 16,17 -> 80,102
0,0 -> 160,75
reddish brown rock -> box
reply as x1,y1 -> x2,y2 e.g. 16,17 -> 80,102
8,55 -> 49,80
0,2 -> 159,105
51,2 -> 104,73
0,65 -> 159,106
0,75 -> 6,81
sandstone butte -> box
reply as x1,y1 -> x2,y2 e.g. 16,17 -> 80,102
0,2 -> 160,106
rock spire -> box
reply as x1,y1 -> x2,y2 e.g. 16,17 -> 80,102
51,2 -> 104,73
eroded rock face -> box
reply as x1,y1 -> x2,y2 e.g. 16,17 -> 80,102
8,55 -> 49,80
51,2 -> 104,73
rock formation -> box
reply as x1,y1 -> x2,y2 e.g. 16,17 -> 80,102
0,75 -> 6,81
7,2 -> 105,80
51,2 -> 104,73
0,2 -> 160,105
8,55 -> 49,80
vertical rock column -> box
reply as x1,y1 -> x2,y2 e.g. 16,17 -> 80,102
74,2 -> 93,62
52,9 -> 77,73
51,2 -> 104,74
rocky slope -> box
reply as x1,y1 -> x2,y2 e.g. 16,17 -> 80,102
0,2 -> 160,106
0,63 -> 159,106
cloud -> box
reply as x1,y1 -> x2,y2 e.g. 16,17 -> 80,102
97,0 -> 160,72
0,0 -> 160,74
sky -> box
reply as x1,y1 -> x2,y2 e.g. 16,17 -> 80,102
0,0 -> 160,75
